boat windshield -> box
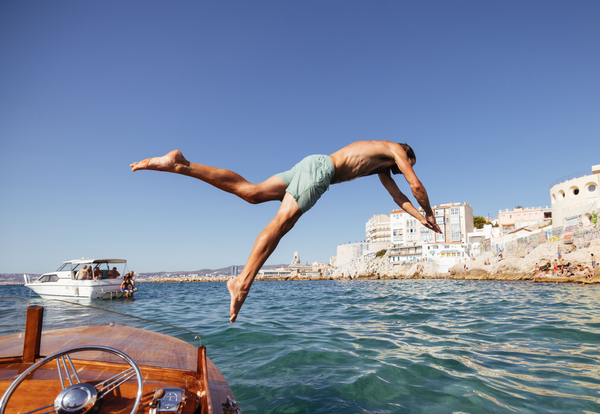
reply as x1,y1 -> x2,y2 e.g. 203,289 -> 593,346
57,263 -> 71,271
67,262 -> 129,280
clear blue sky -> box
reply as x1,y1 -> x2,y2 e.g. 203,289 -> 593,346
1,1 -> 598,273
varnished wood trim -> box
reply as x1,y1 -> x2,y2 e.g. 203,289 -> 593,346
198,346 -> 210,414
22,306 -> 43,363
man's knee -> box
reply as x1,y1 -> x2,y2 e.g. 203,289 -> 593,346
242,181 -> 285,204
275,211 -> 302,234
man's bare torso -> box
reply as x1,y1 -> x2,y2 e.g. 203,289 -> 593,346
329,140 -> 403,184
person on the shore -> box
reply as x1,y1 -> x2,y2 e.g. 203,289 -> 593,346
558,247 -> 562,260
533,263 -> 542,280
552,259 -> 559,276
585,266 -> 594,280
592,253 -> 596,269
131,140 -> 442,322
566,263 -> 574,277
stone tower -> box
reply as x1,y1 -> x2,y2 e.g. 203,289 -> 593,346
290,251 -> 301,267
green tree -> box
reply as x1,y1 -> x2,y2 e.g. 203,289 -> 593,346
376,249 -> 387,258
473,216 -> 487,229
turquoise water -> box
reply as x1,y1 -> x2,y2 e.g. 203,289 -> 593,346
2,280 -> 600,413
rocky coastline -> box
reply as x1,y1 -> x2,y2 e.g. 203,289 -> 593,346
144,236 -> 600,285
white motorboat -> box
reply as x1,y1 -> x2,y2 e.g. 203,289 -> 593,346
24,258 -> 132,299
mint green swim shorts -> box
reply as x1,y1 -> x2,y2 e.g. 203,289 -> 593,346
276,154 -> 335,214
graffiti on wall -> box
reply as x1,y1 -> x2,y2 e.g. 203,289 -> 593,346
493,225 -> 599,255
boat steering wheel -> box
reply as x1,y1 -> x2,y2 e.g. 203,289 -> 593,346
0,346 -> 143,414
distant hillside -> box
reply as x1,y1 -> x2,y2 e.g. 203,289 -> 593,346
0,264 -> 287,284
0,273 -> 34,284
135,263 -> 287,279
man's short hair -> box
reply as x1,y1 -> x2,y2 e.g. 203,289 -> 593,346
399,143 -> 416,165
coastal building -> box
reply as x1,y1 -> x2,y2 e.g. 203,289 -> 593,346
258,267 -> 292,278
424,243 -> 470,273
389,202 -> 474,270
467,224 -> 501,257
365,214 -> 391,243
335,241 -> 390,268
498,206 -> 551,235
550,165 -> 600,229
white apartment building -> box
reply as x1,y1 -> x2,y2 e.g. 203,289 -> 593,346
498,206 -> 551,234
550,165 -> 600,228
389,202 -> 474,270
365,214 -> 391,243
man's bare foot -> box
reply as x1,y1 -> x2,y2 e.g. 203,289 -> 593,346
130,150 -> 190,172
227,277 -> 250,323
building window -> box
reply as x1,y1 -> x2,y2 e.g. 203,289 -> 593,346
566,217 -> 578,227
589,185 -> 597,192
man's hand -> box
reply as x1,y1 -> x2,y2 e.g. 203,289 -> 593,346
422,214 -> 442,234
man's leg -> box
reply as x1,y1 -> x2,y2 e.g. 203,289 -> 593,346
227,192 -> 302,322
131,150 -> 287,204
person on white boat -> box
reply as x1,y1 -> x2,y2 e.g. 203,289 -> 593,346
126,271 -> 136,289
121,275 -> 134,297
93,266 -> 102,280
107,267 -> 120,279
77,265 -> 91,280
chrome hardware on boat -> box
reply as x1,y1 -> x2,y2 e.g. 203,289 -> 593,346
55,382 -> 97,414
222,395 -> 241,413
0,346 -> 143,414
149,388 -> 187,413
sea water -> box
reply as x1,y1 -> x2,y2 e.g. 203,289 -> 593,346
1,280 -> 600,413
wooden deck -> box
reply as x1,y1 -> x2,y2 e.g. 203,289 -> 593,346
0,324 -> 237,413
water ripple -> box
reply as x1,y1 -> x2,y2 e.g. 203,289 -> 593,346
2,280 -> 600,413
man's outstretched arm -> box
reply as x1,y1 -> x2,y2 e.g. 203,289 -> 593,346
386,143 -> 442,233
378,171 -> 442,233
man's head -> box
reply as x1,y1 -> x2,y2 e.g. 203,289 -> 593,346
399,143 -> 416,166
391,143 -> 416,174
